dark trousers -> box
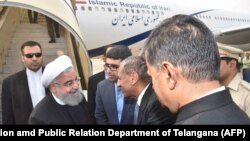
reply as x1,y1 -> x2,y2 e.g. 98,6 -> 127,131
27,10 -> 38,23
45,16 -> 60,42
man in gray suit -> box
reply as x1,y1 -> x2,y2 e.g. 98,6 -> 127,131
95,45 -> 136,124
87,45 -> 114,119
140,14 -> 250,124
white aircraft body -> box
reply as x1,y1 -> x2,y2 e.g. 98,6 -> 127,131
1,0 -> 250,56
74,0 -> 250,56
0,0 -> 250,80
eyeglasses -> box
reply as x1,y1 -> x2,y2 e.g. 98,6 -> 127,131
54,77 -> 81,87
24,53 -> 42,58
104,63 -> 119,71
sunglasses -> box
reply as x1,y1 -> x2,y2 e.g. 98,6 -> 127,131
24,53 -> 42,58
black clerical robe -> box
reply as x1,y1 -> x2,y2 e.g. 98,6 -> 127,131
29,92 -> 94,125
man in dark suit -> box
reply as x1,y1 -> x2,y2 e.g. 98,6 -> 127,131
1,41 -> 46,124
117,56 -> 176,125
141,14 -> 250,124
29,55 -> 94,124
87,45 -> 113,119
95,45 -> 136,124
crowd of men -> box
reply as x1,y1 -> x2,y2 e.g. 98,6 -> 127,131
1,14 -> 250,125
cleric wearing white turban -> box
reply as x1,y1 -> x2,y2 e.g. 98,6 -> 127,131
29,55 -> 94,124
41,55 -> 73,88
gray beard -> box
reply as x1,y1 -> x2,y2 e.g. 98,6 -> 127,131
57,90 -> 83,106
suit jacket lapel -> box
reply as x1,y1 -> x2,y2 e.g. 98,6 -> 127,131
19,69 -> 33,111
121,97 -> 131,122
41,66 -> 50,94
109,81 -> 119,123
137,83 -> 153,124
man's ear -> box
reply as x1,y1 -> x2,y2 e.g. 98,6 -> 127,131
131,71 -> 139,85
49,84 -> 56,94
229,59 -> 237,69
161,62 -> 177,90
21,55 -> 25,63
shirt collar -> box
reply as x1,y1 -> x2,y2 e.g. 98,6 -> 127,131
52,93 -> 66,105
196,86 -> 226,100
227,73 -> 241,91
137,83 -> 150,106
26,67 -> 42,75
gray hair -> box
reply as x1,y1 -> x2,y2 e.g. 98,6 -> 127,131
141,14 -> 220,82
121,56 -> 151,83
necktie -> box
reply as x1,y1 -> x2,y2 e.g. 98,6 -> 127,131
133,103 -> 139,124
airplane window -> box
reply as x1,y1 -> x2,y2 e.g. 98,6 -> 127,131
114,8 -> 118,12
95,7 -> 99,11
136,9 -> 140,14
126,9 -> 129,13
108,7 -> 112,12
152,11 -> 155,15
131,9 -> 134,13
88,6 -> 92,11
120,8 -> 123,13
81,6 -> 85,11
101,7 -> 105,12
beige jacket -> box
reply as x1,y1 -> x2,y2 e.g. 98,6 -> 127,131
228,73 -> 250,117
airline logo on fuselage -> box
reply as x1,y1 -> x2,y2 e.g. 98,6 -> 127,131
76,0 -> 169,11
75,0 -> 87,4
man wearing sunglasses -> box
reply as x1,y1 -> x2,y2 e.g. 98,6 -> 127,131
95,45 -> 136,125
218,43 -> 250,117
1,41 -> 46,124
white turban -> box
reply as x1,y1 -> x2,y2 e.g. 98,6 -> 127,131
41,55 -> 73,88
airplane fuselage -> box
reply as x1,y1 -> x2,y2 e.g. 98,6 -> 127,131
75,0 -> 250,54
